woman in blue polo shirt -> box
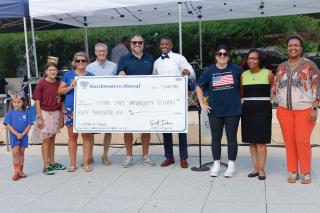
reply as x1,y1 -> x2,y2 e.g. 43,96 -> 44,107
196,45 -> 242,178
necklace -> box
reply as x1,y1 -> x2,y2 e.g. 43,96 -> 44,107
288,58 -> 302,71
250,69 -> 261,81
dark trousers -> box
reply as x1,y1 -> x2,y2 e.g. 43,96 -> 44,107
208,115 -> 240,161
163,133 -> 188,160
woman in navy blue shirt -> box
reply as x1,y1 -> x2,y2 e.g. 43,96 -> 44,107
196,45 -> 242,178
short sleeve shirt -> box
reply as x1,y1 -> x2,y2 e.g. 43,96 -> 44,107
4,109 -> 33,147
116,52 -> 154,75
86,60 -> 117,76
62,70 -> 94,110
32,79 -> 61,111
197,63 -> 242,117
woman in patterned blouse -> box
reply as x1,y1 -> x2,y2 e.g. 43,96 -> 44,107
274,34 -> 320,184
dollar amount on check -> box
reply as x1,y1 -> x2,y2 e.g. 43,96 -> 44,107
73,75 -> 188,133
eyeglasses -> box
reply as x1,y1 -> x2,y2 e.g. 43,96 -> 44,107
75,59 -> 87,63
131,41 -> 143,45
216,52 -> 229,57
247,57 -> 259,61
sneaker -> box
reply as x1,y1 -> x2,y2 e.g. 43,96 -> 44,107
43,166 -> 55,175
224,161 -> 236,178
122,156 -> 133,168
50,163 -> 66,170
102,156 -> 112,166
142,155 -> 155,167
210,160 -> 220,177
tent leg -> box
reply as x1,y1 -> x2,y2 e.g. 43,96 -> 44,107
23,17 -> 32,104
84,26 -> 89,54
30,18 -> 39,77
178,2 -> 182,54
198,17 -> 203,70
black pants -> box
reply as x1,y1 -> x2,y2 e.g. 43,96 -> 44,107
208,115 -> 240,161
163,133 -> 188,160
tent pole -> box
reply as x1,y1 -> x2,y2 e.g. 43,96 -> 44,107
198,16 -> 203,70
83,17 -> 89,54
30,18 -> 39,77
84,27 -> 89,54
178,2 -> 182,54
23,17 -> 32,104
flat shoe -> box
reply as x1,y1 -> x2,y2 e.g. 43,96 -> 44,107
258,176 -> 266,180
248,172 -> 259,178
287,172 -> 299,183
67,166 -> 77,172
301,174 -> 311,184
83,166 -> 93,172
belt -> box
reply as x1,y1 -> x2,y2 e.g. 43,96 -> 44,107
243,97 -> 271,101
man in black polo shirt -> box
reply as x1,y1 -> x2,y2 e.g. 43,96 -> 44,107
117,34 -> 155,167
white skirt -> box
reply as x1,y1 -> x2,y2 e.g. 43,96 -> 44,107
31,110 -> 61,144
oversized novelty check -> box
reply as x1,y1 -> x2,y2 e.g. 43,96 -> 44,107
73,76 -> 188,133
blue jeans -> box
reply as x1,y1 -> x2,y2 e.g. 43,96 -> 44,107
208,115 -> 240,161
163,133 -> 188,160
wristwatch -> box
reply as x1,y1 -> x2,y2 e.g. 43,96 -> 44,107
312,106 -> 318,110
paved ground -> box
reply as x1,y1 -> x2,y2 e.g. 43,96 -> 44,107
0,144 -> 320,213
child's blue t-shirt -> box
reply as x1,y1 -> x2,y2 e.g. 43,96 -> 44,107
3,109 -> 33,148
62,70 -> 94,111
197,63 -> 242,117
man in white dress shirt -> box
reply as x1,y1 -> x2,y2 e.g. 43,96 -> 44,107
153,36 -> 195,168
86,43 -> 117,166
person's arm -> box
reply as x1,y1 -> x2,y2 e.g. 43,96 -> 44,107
20,125 -> 32,139
240,73 -> 244,97
196,68 -> 212,113
59,101 -> 65,129
196,86 -> 211,113
35,100 -> 44,129
6,124 -> 20,138
310,62 -> 320,121
180,56 -> 196,80
116,56 -> 126,76
58,81 -> 75,95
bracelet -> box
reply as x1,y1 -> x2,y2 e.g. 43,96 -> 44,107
36,116 -> 42,119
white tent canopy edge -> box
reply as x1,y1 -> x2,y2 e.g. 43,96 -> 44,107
29,0 -> 320,28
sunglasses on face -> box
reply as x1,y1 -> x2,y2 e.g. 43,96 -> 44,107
216,52 -> 229,57
75,59 -> 87,63
247,57 -> 259,61
131,41 -> 143,45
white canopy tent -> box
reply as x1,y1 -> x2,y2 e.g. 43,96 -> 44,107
29,0 -> 320,27
28,0 -> 320,70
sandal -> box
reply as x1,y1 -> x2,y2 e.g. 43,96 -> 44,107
19,172 -> 27,178
83,165 -> 93,172
287,172 -> 299,183
12,172 -> 20,181
67,166 -> 77,172
301,173 -> 311,184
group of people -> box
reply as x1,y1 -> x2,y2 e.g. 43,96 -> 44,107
4,34 -> 319,185
196,34 -> 320,184
4,34 -> 195,180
